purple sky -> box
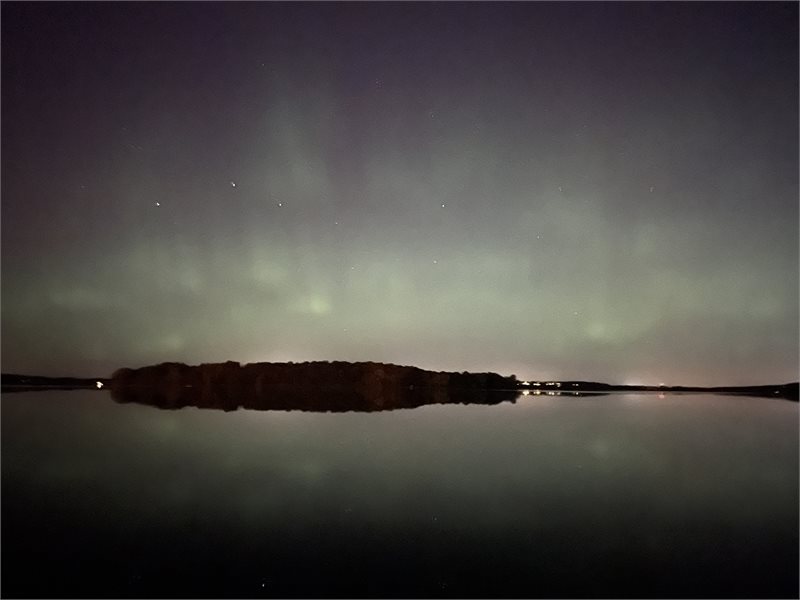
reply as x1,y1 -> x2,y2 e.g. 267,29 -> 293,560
2,2 -> 797,384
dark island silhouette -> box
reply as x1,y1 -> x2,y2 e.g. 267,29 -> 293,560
2,362 -> 797,412
107,361 -> 521,412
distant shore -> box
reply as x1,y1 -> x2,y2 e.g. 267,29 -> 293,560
1,363 -> 797,402
518,379 -> 799,400
0,374 -> 110,392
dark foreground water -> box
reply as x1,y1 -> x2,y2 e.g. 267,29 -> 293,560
2,390 -> 797,598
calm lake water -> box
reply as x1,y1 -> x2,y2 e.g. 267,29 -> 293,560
2,390 -> 797,598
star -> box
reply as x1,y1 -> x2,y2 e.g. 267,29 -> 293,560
155,202 -> 160,207
230,181 -> 236,188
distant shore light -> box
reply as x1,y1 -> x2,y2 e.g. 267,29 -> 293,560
96,381 -> 103,389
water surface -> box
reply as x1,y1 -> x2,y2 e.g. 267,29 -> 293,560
2,390 -> 797,598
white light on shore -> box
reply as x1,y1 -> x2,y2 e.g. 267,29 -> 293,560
96,381 -> 103,389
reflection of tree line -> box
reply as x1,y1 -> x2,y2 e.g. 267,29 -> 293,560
110,361 -> 521,412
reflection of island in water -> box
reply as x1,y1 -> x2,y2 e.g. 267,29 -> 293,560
110,361 -> 526,412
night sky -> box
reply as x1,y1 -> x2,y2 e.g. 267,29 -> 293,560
2,2 -> 797,385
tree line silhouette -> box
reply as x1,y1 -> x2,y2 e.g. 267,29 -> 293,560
109,360 -> 520,412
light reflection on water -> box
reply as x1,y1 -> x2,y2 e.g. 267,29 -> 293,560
2,390 -> 797,597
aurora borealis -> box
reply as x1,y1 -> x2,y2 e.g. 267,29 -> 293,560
2,2 -> 797,385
